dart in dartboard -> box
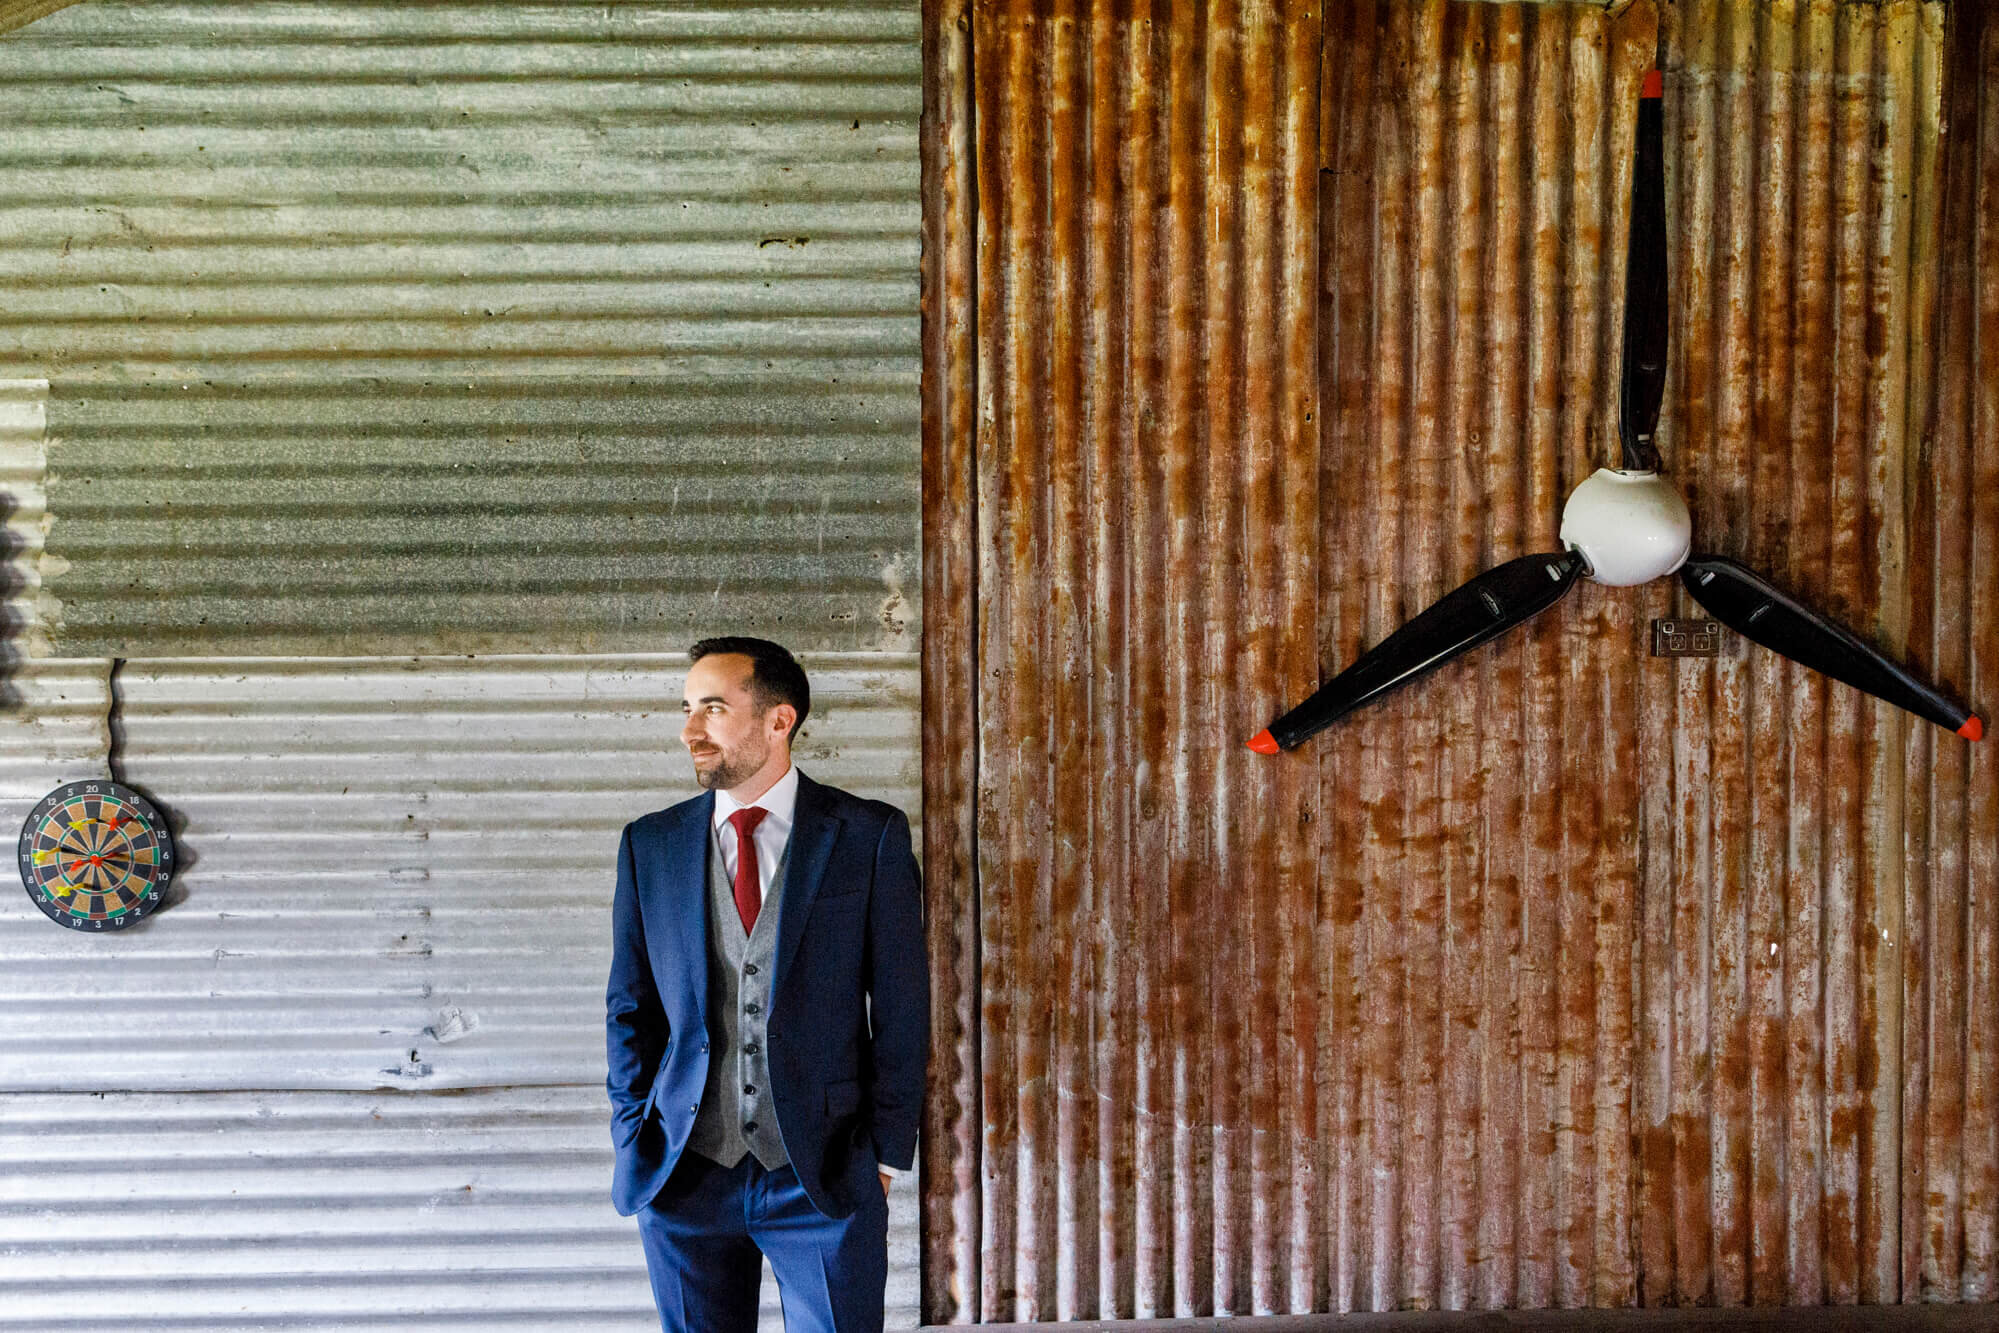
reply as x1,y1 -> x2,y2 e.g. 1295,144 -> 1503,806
1248,69 -> 1981,756
17,779 -> 175,931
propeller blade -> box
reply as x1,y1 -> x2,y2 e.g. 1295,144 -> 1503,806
1680,555 -> 1983,741
1619,69 -> 1667,472
1248,551 -> 1589,753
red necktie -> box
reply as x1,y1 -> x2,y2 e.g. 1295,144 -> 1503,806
728,806 -> 768,933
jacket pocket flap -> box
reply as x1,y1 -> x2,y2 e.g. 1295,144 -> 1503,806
824,1078 -> 860,1117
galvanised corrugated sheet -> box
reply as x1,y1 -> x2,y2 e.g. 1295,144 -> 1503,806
0,1088 -> 922,1332
921,0 -> 1992,1321
0,652 -> 921,1329
0,1 -> 920,657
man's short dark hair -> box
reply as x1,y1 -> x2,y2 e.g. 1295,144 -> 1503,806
688,636 -> 810,739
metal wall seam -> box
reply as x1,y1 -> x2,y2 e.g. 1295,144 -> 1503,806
919,0 -> 982,1322
0,2 -> 921,658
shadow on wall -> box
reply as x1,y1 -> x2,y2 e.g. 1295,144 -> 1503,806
0,488 -> 19,714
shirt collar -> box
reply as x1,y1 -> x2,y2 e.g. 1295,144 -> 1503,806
712,762 -> 799,834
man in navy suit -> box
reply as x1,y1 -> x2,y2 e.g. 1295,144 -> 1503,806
606,637 -> 929,1333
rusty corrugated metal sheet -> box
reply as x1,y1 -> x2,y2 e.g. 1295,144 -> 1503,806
941,0 -> 1323,1319
0,0 -> 80,38
923,0 -> 1991,1319
1910,0 -> 1999,1305
1639,0 -> 1948,1308
1317,3 -> 1658,1311
0,1 -> 920,657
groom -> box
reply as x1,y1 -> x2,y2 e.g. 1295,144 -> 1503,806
605,636 -> 929,1333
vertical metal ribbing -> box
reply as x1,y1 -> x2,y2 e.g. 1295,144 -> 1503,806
1200,0 -> 1245,1313
1044,0 -> 1091,1318
1318,0 -> 1376,1311
918,0 -> 981,1320
1745,1 -> 1801,1308
1083,0 -> 1130,1319
1955,3 -> 1999,1304
1135,0 -> 1175,1319
1278,2 -> 1324,1311
970,0 -> 1018,1315
1478,3 -> 1531,1310
1436,4 -> 1489,1313
1163,0 -> 1209,1316
930,0 -> 1972,1317
1917,0 -> 1998,1307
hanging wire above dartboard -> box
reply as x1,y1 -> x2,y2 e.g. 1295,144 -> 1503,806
16,661 -> 176,931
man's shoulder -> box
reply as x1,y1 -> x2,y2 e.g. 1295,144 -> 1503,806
803,776 -> 907,835
623,792 -> 709,842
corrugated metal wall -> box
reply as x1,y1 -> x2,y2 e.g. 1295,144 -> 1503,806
0,3 -> 929,1329
921,0 -> 1996,1321
0,654 -> 923,1329
0,1 -> 920,656
1914,0 -> 1998,1304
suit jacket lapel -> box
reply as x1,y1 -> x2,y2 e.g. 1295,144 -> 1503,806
660,791 -> 714,1016
774,771 -> 840,993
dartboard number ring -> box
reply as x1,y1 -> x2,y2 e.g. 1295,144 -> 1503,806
18,781 -> 174,931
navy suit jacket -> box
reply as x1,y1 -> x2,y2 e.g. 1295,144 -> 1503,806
605,771 -> 929,1219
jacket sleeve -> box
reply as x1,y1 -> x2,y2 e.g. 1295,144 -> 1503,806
864,807 -> 930,1172
605,824 -> 665,1142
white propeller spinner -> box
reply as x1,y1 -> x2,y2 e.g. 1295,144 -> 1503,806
1558,466 -> 1692,587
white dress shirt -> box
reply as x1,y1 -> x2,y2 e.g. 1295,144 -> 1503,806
710,762 -> 799,902
708,764 -> 903,1183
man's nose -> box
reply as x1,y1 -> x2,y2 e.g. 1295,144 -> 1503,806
680,715 -> 702,745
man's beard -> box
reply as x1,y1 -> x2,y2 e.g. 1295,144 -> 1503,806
693,738 -> 768,791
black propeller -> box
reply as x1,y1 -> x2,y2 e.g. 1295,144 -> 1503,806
1620,73 -> 1667,472
1250,70 -> 1981,755
1249,551 -> 1587,753
1680,556 -> 1981,740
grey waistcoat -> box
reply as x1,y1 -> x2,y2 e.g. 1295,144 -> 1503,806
686,827 -> 790,1170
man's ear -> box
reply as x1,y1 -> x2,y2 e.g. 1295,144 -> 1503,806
769,703 -> 798,741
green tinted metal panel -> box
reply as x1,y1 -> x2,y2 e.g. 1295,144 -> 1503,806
0,2 -> 919,656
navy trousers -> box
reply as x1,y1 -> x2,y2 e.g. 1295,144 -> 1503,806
635,1151 -> 888,1333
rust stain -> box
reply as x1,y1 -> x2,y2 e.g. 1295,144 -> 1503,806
923,0 -> 1982,1320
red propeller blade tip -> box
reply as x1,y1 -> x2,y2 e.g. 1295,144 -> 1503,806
1247,729 -> 1280,755
1642,69 -> 1663,99
1960,716 -> 1983,742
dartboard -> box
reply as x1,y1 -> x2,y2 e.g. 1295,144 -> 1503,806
17,781 -> 174,931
